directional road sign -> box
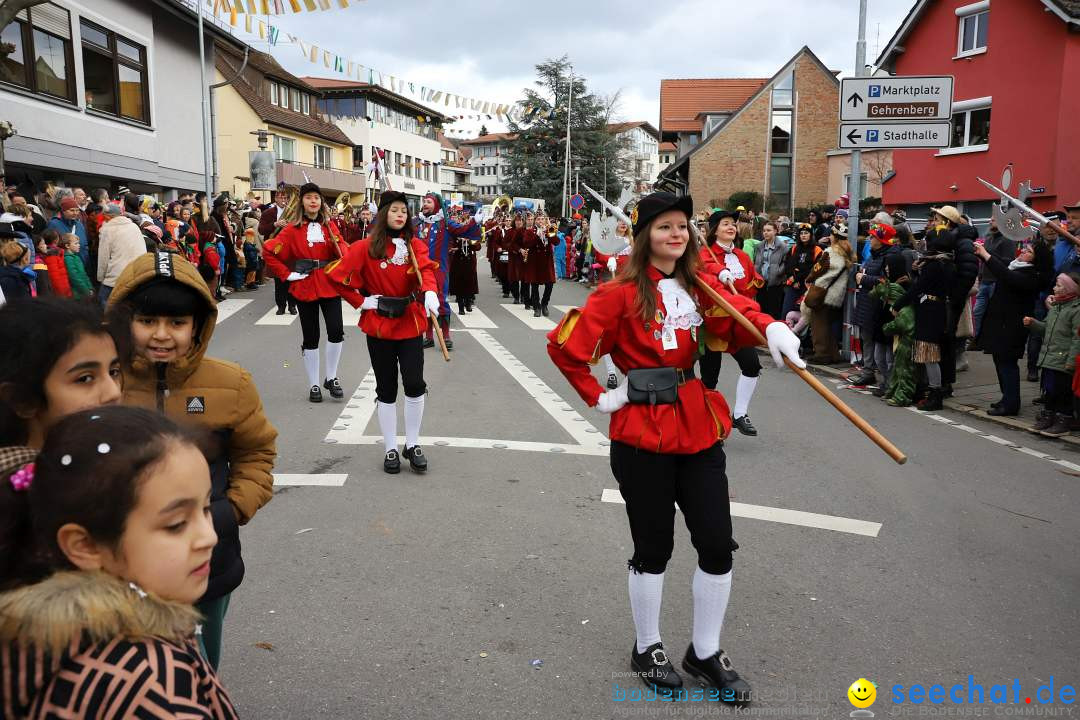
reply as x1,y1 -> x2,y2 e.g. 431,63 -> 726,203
840,76 -> 954,122
838,122 -> 952,150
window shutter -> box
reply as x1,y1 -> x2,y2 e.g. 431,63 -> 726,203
30,3 -> 71,40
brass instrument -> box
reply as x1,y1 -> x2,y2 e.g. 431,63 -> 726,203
278,184 -> 301,228
333,191 -> 354,223
491,195 -> 512,220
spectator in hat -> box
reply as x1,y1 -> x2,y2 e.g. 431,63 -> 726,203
851,222 -> 905,391
46,197 -> 90,269
96,203 -> 147,307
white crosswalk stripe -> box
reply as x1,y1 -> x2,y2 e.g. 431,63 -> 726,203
501,303 -> 556,330
214,298 -> 253,323
255,306 -> 299,325
451,304 -> 498,328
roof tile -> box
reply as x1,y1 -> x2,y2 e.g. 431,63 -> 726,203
660,78 -> 768,134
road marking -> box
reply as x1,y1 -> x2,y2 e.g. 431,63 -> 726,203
501,303 -> 556,330
215,298 -> 252,323
1016,447 -> 1051,459
323,435 -> 607,456
600,489 -> 881,537
323,370 -> 379,444
981,434 -> 1016,447
554,305 -> 578,316
953,424 -> 981,434
451,304 -> 498,328
255,306 -> 299,325
273,474 -> 348,486
1052,458 -> 1080,472
341,300 -> 363,328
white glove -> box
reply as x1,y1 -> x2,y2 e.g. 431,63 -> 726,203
361,295 -> 380,311
424,290 -> 441,316
286,271 -> 308,282
595,381 -> 629,414
717,268 -> 735,286
765,321 -> 806,370
606,257 -> 617,273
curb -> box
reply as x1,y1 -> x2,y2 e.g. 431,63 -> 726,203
802,362 -> 1080,451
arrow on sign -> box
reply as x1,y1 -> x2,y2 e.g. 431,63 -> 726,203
846,128 -> 862,144
847,92 -> 863,108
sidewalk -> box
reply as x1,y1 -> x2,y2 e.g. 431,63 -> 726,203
804,350 -> 1080,450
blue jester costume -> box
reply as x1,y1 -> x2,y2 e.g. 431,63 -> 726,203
414,192 -> 476,344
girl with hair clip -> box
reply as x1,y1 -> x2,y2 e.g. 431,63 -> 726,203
0,406 -> 237,719
326,191 -> 441,475
263,182 -> 353,403
699,209 -> 768,437
547,192 -> 804,702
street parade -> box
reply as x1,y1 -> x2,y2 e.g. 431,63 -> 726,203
0,0 -> 1079,718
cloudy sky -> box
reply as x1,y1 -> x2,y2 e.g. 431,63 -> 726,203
231,0 -> 914,138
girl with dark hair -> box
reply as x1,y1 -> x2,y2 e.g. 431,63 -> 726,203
547,192 -> 803,702
700,209 -> 767,436
506,213 -> 526,304
0,406 -> 238,718
326,191 -> 441,475
780,223 -> 822,319
263,183 -> 351,403
522,213 -> 560,317
0,297 -> 122,449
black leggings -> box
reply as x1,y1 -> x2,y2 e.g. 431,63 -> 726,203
528,282 -> 554,307
274,278 -> 295,311
367,335 -> 426,403
610,440 -> 736,575
297,296 -> 343,350
699,345 -> 762,390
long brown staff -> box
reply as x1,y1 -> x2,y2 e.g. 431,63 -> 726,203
406,241 -> 450,362
694,274 -> 906,465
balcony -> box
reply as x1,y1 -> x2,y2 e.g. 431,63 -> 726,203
276,160 -> 366,196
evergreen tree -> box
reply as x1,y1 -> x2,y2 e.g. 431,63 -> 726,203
503,56 -> 628,216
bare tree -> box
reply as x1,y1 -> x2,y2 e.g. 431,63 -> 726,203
863,150 -> 893,190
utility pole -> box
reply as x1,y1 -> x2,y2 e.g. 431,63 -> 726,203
845,0 -> 868,363
561,64 -> 574,218
196,1 -> 213,200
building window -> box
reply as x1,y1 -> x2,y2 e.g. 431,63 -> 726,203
274,135 -> 296,162
270,82 -> 278,106
769,157 -> 792,213
772,71 -> 793,108
314,144 -> 332,169
302,94 -> 310,115
770,110 -> 792,154
949,100 -> 991,149
80,19 -> 148,122
395,152 -> 403,176
290,88 -> 300,111
957,6 -> 989,56
843,173 -> 869,199
405,155 -> 413,178
352,145 -> 364,169
1,4 -> 74,102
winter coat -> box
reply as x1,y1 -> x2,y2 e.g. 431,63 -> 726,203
952,224 -> 980,295
96,216 -> 147,287
45,215 -> 89,268
41,248 -> 71,298
753,237 -> 790,288
0,571 -> 237,719
783,241 -> 822,289
894,253 -> 955,344
854,244 -> 901,329
0,264 -> 33,303
108,252 -> 277,602
975,256 -> 1039,360
1030,296 -> 1080,373
806,244 -> 851,308
978,230 -> 1017,283
63,251 -> 93,299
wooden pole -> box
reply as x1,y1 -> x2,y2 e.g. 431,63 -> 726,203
694,274 -> 907,465
407,242 -> 450,362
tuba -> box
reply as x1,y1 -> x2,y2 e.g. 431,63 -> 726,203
334,191 -> 354,223
492,195 -> 512,217
273,185 -> 301,235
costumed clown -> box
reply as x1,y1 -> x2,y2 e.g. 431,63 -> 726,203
415,192 -> 476,351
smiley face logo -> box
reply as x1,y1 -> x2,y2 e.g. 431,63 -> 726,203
848,678 -> 877,708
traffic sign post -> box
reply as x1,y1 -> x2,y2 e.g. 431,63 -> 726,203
569,193 -> 584,211
839,122 -> 952,149
840,76 -> 954,121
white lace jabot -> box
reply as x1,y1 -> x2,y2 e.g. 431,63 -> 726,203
306,221 -> 324,244
389,237 -> 409,265
718,244 -> 745,278
657,278 -> 703,330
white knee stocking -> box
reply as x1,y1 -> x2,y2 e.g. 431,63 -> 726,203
691,567 -> 732,660
302,348 -> 320,388
603,354 -> 618,376
325,341 -> 343,381
628,571 -> 665,653
732,375 -> 758,419
404,394 -> 425,449
377,401 -> 397,453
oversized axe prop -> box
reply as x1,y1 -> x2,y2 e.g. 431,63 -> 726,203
977,177 -> 1079,246
583,185 -> 907,465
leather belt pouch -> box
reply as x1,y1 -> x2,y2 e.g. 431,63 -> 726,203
626,368 -> 679,406
294,259 -> 329,274
377,295 -> 412,318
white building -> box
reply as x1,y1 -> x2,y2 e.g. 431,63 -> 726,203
0,0 -> 244,196
657,141 -> 677,178
303,76 -> 448,212
437,132 -> 474,206
460,133 -> 515,201
607,121 -> 660,194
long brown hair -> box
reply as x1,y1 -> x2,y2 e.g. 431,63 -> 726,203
367,201 -> 415,259
616,216 -> 702,321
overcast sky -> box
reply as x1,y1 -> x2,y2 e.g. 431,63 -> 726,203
239,0 -> 914,138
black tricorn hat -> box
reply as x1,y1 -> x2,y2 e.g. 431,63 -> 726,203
707,209 -> 741,234
632,192 -> 694,235
377,191 -> 408,211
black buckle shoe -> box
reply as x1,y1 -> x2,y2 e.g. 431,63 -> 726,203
533,306 -> 542,317
607,373 -> 619,390
630,642 -> 683,692
402,446 -> 428,472
445,339 -> 453,351
423,338 -> 435,349
288,305 -> 298,315
275,307 -> 285,315
540,304 -> 549,317
323,377 -> 344,399
732,415 -> 757,437
681,645 -> 752,704
309,385 -> 323,403
383,450 -> 401,474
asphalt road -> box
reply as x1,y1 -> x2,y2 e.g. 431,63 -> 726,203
206,272 -> 1080,719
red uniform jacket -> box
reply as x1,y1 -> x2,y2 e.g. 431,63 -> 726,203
700,243 -> 764,298
325,235 -> 438,340
547,266 -> 774,454
263,219 -> 349,302
522,228 -> 560,284
506,227 -> 526,283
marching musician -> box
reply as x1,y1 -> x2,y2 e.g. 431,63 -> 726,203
257,183 -> 298,316
522,213 -> 560,317
263,183 -> 352,403
506,213 -> 527,305
490,215 -> 513,298
699,209 -> 768,437
449,207 -> 483,315
416,192 -> 476,352
547,191 -> 803,701
484,208 -> 504,281
325,191 -> 441,475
